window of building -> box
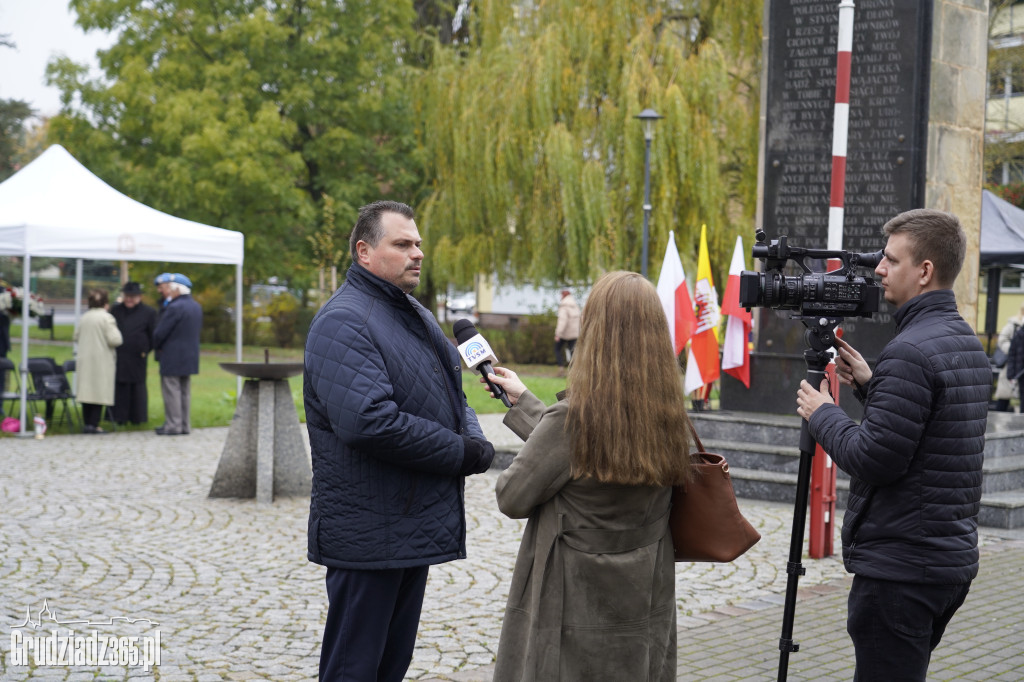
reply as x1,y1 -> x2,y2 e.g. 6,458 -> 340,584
990,159 -> 1024,185
989,67 -> 1024,97
984,269 -> 1024,293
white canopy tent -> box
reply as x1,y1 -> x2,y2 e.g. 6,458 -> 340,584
0,144 -> 245,433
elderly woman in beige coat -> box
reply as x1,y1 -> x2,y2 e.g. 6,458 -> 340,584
74,289 -> 123,433
483,271 -> 694,682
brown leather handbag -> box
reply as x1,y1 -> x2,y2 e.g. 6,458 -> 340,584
671,420 -> 761,562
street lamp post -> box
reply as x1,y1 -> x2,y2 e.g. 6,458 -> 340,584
635,108 -> 663,278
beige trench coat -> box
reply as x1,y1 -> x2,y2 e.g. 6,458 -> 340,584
73,308 -> 123,406
555,294 -> 580,341
493,391 -> 676,682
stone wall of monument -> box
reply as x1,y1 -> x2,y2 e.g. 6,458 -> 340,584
926,0 -> 988,329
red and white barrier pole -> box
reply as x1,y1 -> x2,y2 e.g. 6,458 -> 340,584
828,0 -> 855,252
810,0 -> 855,561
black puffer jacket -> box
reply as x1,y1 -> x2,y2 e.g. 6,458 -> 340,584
304,264 -> 485,569
809,289 -> 989,584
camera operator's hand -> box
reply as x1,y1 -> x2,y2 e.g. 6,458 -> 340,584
834,337 -> 872,388
480,367 -> 527,406
796,378 -> 833,421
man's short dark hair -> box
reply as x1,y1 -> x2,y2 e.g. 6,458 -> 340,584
349,201 -> 415,261
882,209 -> 966,288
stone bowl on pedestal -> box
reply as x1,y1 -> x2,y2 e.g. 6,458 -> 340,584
218,362 -> 304,380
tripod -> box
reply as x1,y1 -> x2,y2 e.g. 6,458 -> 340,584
777,315 -> 842,682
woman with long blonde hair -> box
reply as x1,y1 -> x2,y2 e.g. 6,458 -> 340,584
485,270 -> 693,681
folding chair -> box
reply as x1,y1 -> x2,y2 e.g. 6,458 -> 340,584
0,357 -> 21,418
62,358 -> 119,431
27,357 -> 80,432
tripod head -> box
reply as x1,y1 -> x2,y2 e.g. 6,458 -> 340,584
800,316 -> 843,373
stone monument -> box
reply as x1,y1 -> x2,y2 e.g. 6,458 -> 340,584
721,0 -> 988,414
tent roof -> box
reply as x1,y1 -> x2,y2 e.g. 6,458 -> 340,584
981,189 -> 1024,267
0,145 -> 243,265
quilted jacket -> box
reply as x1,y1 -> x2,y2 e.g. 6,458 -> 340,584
304,264 -> 485,569
152,294 -> 202,376
808,289 -> 990,584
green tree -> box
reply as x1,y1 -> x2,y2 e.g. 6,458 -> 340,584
46,0 -> 424,286
417,0 -> 761,287
0,99 -> 34,181
0,34 -> 36,181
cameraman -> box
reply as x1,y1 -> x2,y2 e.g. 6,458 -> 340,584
796,209 -> 990,681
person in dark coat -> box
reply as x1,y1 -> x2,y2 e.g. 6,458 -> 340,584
110,281 -> 157,425
303,200 -> 494,682
0,309 -> 9,359
152,273 -> 202,436
796,209 -> 991,681
0,310 -> 9,413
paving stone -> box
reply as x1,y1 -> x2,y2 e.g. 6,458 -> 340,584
2,420 -> 1023,681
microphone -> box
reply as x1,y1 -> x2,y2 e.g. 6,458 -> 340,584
453,319 -> 512,408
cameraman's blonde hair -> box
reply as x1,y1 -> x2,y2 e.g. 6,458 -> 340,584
566,271 -> 694,487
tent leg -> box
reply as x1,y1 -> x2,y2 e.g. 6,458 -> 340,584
72,259 -> 83,394
18,254 -> 31,436
236,263 -> 243,401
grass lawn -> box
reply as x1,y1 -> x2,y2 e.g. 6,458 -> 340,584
6,324 -> 567,434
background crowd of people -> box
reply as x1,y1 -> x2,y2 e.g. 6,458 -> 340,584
2,272 -> 200,436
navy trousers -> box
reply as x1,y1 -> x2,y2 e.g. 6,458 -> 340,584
847,575 -> 970,682
320,565 -> 430,682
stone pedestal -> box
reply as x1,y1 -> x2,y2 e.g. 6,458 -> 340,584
209,363 -> 310,503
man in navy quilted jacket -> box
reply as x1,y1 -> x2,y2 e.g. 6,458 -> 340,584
797,209 -> 990,681
304,200 -> 495,682
152,273 -> 202,436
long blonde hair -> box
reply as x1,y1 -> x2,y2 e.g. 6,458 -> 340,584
566,271 -> 694,487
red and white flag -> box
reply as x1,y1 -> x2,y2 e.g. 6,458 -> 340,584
655,231 -> 696,355
721,235 -> 752,388
684,225 -> 721,395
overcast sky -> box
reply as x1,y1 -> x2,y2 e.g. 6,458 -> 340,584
0,0 -> 117,118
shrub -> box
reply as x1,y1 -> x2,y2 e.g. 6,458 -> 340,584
266,292 -> 301,348
193,288 -> 234,344
441,313 -> 557,365
241,304 -> 263,346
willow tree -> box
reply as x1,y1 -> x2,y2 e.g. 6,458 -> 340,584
417,0 -> 762,287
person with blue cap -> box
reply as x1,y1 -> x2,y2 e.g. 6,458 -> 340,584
154,273 -> 172,311
152,273 -> 202,435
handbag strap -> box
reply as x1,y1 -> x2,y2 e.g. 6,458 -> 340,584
684,414 -> 705,453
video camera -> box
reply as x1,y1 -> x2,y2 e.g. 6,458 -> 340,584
739,231 -> 884,318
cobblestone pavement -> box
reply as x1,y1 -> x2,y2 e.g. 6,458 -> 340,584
1,417 -> 1022,681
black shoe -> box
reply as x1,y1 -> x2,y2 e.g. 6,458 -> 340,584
83,425 -> 96,434
155,426 -> 183,436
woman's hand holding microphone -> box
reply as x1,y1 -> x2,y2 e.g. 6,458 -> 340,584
479,367 -> 528,407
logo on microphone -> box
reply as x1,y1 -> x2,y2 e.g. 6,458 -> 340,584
458,335 -> 496,368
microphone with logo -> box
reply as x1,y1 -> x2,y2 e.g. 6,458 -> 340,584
453,319 -> 512,408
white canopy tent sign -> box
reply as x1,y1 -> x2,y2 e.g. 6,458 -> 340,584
0,144 -> 245,433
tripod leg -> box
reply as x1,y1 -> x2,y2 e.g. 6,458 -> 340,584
777,364 -> 826,681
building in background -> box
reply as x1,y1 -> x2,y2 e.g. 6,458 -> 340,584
982,2 -> 1024,335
